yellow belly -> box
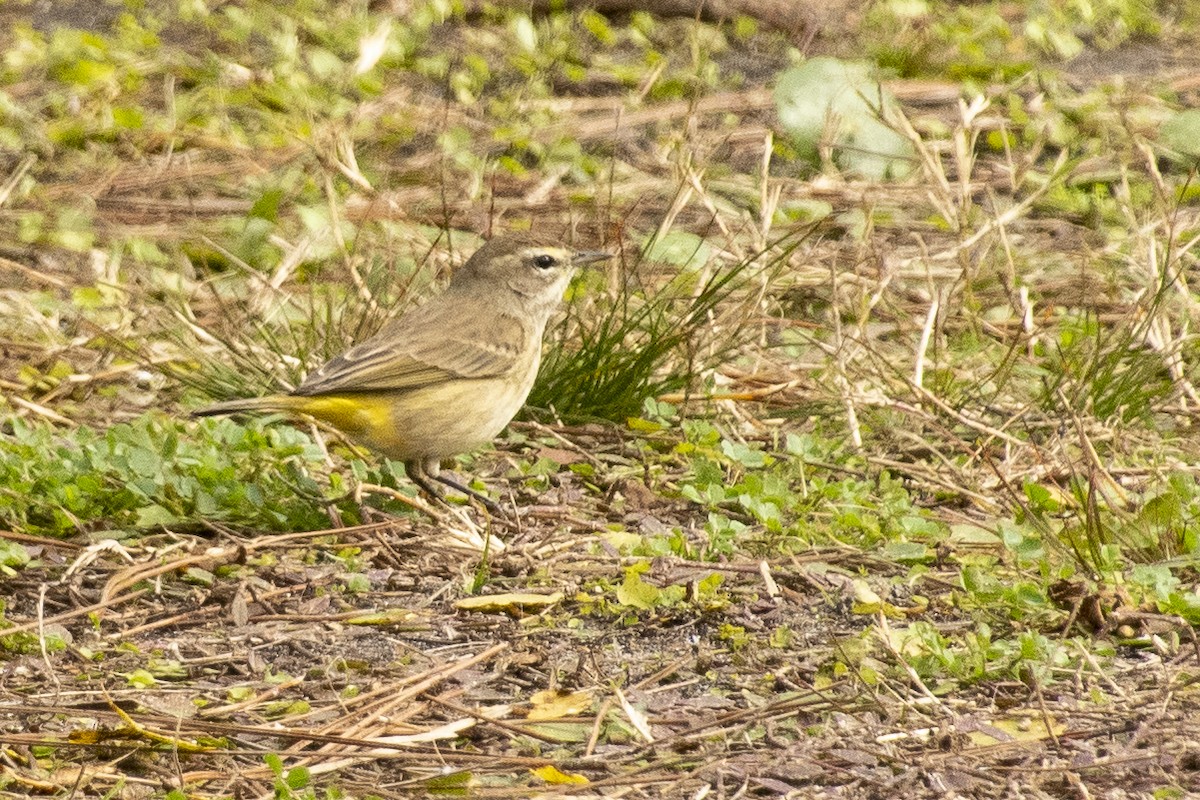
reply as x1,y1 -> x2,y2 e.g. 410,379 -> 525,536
288,376 -> 532,462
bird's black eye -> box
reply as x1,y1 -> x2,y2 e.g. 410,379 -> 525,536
532,254 -> 558,269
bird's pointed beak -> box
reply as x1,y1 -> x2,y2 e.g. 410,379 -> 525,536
572,249 -> 612,266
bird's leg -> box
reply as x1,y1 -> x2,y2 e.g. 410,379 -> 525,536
434,473 -> 503,515
404,459 -> 449,506
408,459 -> 503,515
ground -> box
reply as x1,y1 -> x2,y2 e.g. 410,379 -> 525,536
1,0 -> 1200,798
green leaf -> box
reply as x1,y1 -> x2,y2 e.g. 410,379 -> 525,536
880,541 -> 931,563
616,569 -> 661,610
135,504 -> 180,528
263,753 -> 284,776
643,230 -> 713,271
774,57 -> 914,179
250,188 -> 285,222
343,573 -> 371,593
285,765 -> 311,790
125,669 -> 157,688
0,540 -> 30,569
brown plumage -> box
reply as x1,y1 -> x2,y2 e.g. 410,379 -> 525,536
194,233 -> 610,508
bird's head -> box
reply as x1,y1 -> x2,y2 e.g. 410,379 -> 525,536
452,232 -> 610,309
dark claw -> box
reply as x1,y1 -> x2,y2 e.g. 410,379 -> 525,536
434,473 -> 503,515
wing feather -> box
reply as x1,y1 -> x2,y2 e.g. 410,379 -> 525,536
293,303 -> 529,396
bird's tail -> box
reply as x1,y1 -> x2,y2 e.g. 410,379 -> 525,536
190,395 -> 302,418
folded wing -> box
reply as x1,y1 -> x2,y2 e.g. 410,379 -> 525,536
293,304 -> 530,396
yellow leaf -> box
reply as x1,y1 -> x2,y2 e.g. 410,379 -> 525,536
599,531 -> 642,551
626,417 -> 663,433
528,690 -> 592,720
616,571 -> 660,609
965,712 -> 1067,746
455,592 -> 563,613
345,609 -> 421,625
67,729 -> 104,744
531,765 -> 589,785
851,579 -> 882,615
852,579 -> 881,605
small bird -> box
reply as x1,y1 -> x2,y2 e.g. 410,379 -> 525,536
193,232 -> 610,506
